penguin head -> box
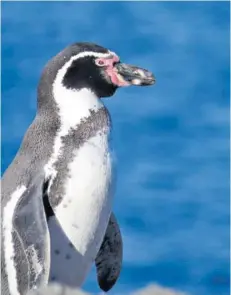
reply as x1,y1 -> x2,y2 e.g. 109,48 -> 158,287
40,42 -> 155,100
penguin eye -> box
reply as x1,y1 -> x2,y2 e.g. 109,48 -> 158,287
95,59 -> 106,67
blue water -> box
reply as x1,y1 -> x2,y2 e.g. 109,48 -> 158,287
1,2 -> 230,295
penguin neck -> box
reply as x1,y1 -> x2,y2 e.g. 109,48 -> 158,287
53,86 -> 104,130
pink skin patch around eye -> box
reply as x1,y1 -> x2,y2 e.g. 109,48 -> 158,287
96,55 -> 129,87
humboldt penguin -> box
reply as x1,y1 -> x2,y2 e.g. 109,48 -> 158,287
1,42 -> 155,295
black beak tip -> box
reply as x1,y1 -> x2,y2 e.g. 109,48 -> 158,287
142,75 -> 156,86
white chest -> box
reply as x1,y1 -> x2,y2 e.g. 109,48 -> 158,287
45,87 -> 114,284
54,130 -> 114,260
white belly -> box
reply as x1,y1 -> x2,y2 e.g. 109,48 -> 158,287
48,216 -> 91,286
52,131 -> 114,286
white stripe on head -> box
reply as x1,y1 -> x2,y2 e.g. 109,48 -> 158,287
3,185 -> 27,295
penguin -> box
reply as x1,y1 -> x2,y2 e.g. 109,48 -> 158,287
1,42 -> 155,295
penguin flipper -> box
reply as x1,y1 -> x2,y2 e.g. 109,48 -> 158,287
95,212 -> 123,292
8,178 -> 50,294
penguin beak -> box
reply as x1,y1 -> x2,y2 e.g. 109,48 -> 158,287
114,63 -> 155,86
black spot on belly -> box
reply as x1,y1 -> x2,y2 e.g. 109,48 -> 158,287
65,254 -> 71,260
54,249 -> 60,255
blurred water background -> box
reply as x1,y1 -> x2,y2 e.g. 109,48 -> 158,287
1,2 -> 230,295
